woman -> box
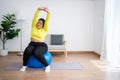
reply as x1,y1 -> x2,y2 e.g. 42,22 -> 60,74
20,7 -> 51,72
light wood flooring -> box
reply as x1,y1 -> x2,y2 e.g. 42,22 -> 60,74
0,52 -> 120,80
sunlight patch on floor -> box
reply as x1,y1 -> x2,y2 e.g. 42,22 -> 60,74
90,60 -> 120,72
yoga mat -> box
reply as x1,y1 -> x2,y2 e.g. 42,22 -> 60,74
5,62 -> 83,71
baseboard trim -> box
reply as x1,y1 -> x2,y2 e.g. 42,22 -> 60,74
8,51 -> 21,54
93,51 -> 100,55
67,51 -> 94,53
8,51 -> 100,55
8,51 -> 94,54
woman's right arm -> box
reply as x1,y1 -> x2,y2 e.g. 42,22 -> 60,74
32,9 -> 40,28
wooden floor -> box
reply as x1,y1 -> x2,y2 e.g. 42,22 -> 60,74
0,52 -> 120,80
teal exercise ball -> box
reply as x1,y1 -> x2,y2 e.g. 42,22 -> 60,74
27,52 -> 52,68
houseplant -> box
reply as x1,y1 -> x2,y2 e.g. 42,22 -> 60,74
0,13 -> 20,56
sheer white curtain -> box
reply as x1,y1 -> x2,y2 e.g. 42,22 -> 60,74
100,0 -> 120,68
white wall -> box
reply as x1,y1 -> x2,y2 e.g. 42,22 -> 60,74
0,0 -> 97,51
94,0 -> 105,54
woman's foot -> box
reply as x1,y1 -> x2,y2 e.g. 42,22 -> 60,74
20,66 -> 27,71
45,65 -> 50,72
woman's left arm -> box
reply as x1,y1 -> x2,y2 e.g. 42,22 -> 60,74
43,8 -> 50,32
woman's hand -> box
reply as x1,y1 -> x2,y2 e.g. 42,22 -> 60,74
38,7 -> 50,13
38,7 -> 45,10
44,7 -> 50,13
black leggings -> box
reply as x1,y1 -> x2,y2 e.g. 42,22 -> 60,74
23,41 -> 49,66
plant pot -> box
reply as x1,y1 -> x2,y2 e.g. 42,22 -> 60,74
0,49 -> 8,56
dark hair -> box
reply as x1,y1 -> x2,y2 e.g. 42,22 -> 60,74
38,18 -> 45,27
